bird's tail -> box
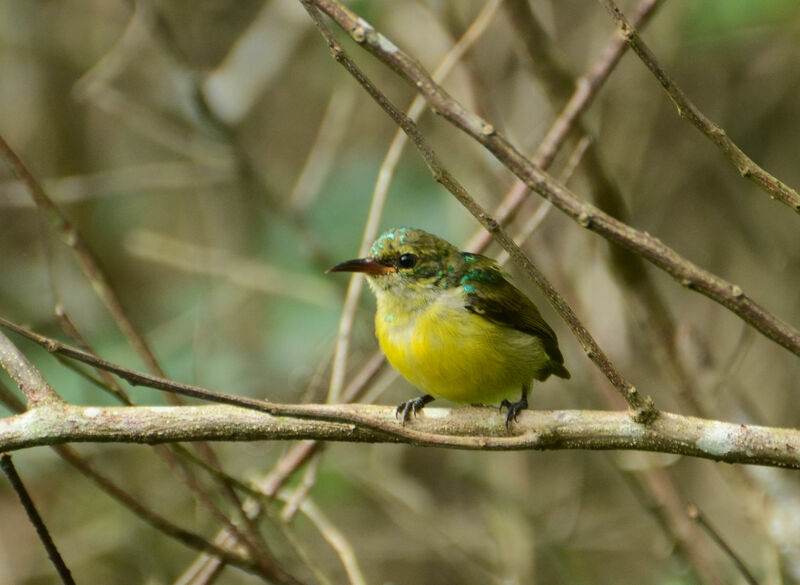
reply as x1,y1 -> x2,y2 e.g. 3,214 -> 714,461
550,362 -> 571,380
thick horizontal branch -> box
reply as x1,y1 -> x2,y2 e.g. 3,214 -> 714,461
2,403 -> 799,469
307,0 -> 800,358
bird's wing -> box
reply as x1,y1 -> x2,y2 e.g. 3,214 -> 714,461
464,274 -> 566,368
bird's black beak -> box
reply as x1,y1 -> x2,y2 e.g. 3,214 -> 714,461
326,257 -> 396,275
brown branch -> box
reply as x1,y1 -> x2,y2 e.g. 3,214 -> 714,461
2,402 -> 800,470
0,330 -> 63,408
304,0 -> 800,359
0,381 -> 269,580
0,453 -> 76,585
50,311 -> 288,580
50,443 -> 265,578
0,133 -> 171,379
1,319 -> 797,467
597,0 -> 800,214
0,313 -> 280,572
299,0 -> 656,421
688,503 -> 760,585
622,468 -> 725,585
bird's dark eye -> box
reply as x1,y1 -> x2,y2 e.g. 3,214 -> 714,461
397,253 -> 417,269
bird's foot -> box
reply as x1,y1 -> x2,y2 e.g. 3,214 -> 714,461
395,394 -> 434,425
500,395 -> 529,428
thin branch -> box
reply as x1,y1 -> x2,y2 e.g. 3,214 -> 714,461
0,381 -> 277,582
160,443 -> 305,584
0,331 -> 292,582
0,140 -> 254,544
51,308 -> 291,580
0,135 -> 255,522
305,0 -> 800,359
279,452 -> 322,523
54,303 -> 134,405
0,329 -> 63,408
299,0 -> 656,420
688,503 -> 760,585
0,453 -> 76,585
624,467 -> 725,585
49,443 -> 264,576
0,316 -> 282,412
0,132 -> 170,380
597,0 -> 800,214
278,489 -> 368,585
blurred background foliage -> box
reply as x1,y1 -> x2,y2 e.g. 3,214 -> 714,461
0,0 -> 799,584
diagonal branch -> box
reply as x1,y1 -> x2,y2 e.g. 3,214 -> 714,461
597,0 -> 800,214
0,453 -> 75,585
304,0 -> 800,359
0,133 -> 170,378
0,330 -> 63,408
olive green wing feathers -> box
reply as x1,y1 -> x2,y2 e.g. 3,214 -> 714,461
462,261 -> 570,380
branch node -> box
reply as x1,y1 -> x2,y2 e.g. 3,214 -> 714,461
350,23 -> 367,43
631,396 -> 659,425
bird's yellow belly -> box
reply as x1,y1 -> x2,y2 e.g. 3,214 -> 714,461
375,299 -> 547,405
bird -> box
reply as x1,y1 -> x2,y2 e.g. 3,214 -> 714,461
328,227 -> 570,426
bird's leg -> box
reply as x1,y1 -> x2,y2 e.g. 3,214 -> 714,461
395,394 -> 434,424
500,385 -> 529,428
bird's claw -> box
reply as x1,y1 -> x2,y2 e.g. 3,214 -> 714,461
500,396 -> 528,429
395,395 -> 433,425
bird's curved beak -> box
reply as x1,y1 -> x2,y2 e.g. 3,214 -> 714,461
326,257 -> 396,275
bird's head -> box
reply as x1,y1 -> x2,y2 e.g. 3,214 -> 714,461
327,228 -> 470,299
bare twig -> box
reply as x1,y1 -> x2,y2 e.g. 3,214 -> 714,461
0,162 -> 232,208
0,322 -> 300,581
53,306 -> 297,580
598,0 -> 800,214
280,451 -> 322,523
471,0 -> 663,255
0,453 -> 75,585
289,86 -> 357,213
304,0 -> 800,360
54,303 -> 134,405
688,503 -> 760,585
0,133 -> 171,379
623,467 -> 725,585
495,136 -> 591,266
488,0 -> 658,248
51,443 -> 264,576
0,330 -> 62,408
278,489 -> 368,585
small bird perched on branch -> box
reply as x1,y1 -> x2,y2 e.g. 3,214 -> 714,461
328,227 -> 570,426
